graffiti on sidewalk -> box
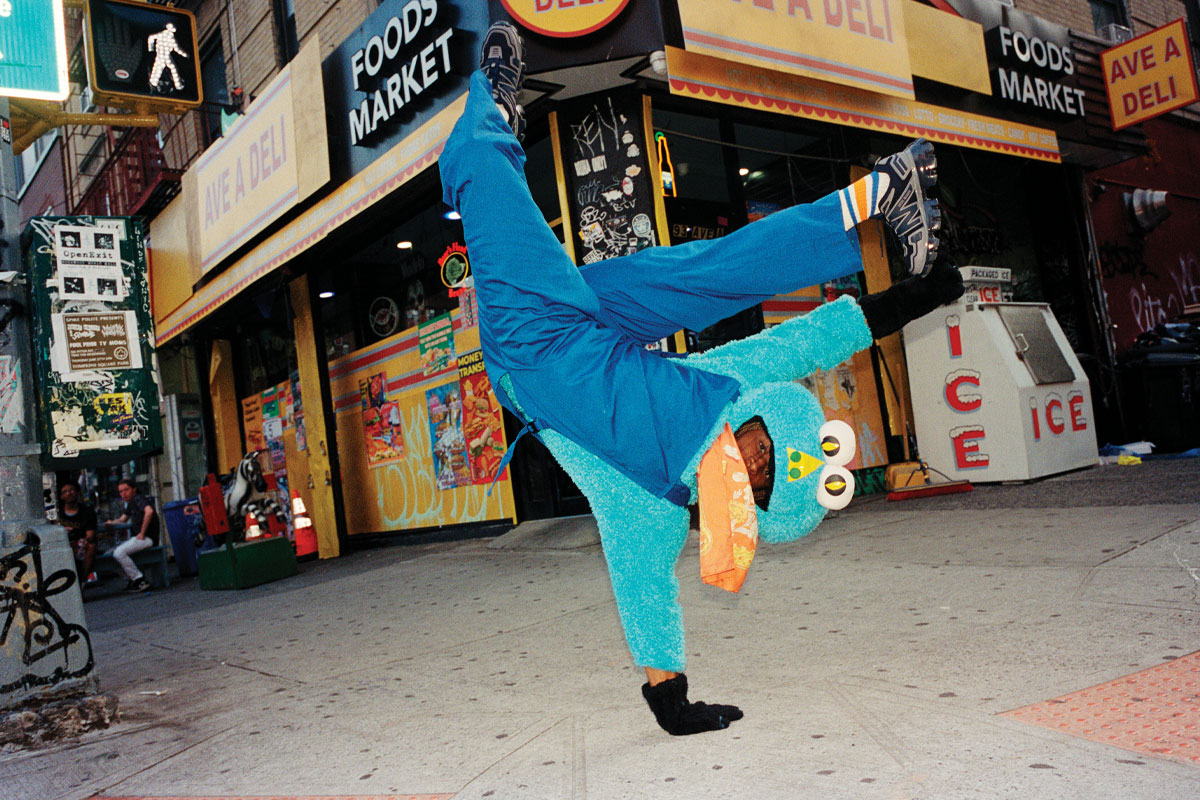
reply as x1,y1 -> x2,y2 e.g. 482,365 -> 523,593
0,533 -> 94,694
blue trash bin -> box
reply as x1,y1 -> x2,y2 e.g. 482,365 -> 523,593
163,498 -> 202,577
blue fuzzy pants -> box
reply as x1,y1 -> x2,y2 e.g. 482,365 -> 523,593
441,71 -> 864,670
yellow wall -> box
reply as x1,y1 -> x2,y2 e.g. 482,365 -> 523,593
329,311 -> 516,535
149,191 -> 200,327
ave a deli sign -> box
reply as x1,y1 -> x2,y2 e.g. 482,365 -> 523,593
677,0 -> 914,100
1102,19 -> 1198,130
500,0 -> 631,37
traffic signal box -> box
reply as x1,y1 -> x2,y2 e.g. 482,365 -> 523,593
83,0 -> 203,112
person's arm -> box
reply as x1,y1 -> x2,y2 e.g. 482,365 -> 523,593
135,503 -> 154,540
104,510 -> 130,527
684,294 -> 872,384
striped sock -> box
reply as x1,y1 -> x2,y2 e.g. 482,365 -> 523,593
837,172 -> 890,231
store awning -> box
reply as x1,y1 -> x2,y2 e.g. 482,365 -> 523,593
666,46 -> 1061,163
153,93 -> 468,346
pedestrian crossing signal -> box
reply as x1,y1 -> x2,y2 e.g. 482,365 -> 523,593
83,0 -> 203,112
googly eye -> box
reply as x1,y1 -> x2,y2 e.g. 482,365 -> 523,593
817,419 -> 856,466
816,465 -> 855,511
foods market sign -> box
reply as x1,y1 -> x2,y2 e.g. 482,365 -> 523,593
986,18 -> 1085,117
345,0 -> 460,146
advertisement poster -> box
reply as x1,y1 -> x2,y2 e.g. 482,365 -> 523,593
261,385 -> 280,420
241,393 -> 264,452
264,416 -> 286,471
457,350 -> 508,485
0,355 -> 23,434
276,379 -> 293,426
53,225 -> 125,302
418,312 -> 456,376
359,372 -> 405,468
290,369 -> 306,451
31,216 -> 162,466
425,382 -> 470,490
50,311 -> 143,379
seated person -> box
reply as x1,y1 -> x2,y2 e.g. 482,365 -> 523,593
58,480 -> 98,586
102,478 -> 160,593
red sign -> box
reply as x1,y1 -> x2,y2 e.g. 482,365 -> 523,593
500,0 -> 631,38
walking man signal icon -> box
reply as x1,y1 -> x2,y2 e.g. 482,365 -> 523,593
147,23 -> 187,91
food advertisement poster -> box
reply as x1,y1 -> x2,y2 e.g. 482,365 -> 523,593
418,312 -> 456,376
425,382 -> 470,490
359,371 -> 405,468
457,350 -> 508,485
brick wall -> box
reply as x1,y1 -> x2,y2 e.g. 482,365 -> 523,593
1014,0 -> 1189,36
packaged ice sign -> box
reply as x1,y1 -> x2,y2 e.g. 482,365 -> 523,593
1102,19 -> 1198,131
903,285 -> 1097,483
500,0 -> 631,37
0,0 -> 70,101
83,0 -> 202,111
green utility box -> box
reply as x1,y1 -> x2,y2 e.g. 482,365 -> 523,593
198,536 -> 297,590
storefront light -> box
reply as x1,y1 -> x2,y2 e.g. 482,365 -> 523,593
396,240 -> 413,249
319,291 -> 335,299
739,167 -> 750,176
444,210 -> 461,221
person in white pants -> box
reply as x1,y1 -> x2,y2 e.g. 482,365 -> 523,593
104,478 -> 160,592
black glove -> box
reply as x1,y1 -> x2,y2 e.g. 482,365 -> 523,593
641,673 -> 743,735
858,260 -> 965,340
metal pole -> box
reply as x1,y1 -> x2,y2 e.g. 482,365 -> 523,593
0,97 -> 51,544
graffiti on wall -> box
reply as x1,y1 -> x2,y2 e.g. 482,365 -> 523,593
1,534 -> 94,695
1127,251 -> 1200,335
371,401 -> 500,530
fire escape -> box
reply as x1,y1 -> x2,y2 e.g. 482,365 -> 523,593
69,125 -> 183,220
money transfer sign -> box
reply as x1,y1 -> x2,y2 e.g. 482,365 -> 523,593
1102,19 -> 1198,130
0,0 -> 70,100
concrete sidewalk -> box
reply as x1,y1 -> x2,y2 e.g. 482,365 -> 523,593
4,460 -> 1200,800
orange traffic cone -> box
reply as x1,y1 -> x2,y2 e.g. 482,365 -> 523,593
244,512 -> 263,539
291,490 -> 318,557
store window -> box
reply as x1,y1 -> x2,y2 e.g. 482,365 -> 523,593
273,0 -> 300,66
315,198 -> 465,358
200,36 -> 230,147
1089,0 -> 1128,32
232,290 -> 296,397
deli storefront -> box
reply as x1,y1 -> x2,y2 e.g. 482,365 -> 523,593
149,0 -> 1134,555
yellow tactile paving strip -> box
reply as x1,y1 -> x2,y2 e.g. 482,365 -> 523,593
1003,650 -> 1200,765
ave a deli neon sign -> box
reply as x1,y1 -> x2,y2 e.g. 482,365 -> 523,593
500,0 -> 631,38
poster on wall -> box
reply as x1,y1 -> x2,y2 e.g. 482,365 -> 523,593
30,216 -> 164,466
418,312 -> 456,376
263,416 -> 286,471
53,225 -> 126,302
425,382 -> 470,490
359,372 -> 405,467
457,350 -> 508,485
50,311 -> 143,378
290,369 -> 306,451
0,355 -> 24,434
242,393 -> 265,452
559,91 -> 658,265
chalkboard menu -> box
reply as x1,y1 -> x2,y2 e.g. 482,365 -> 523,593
558,91 -> 659,265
